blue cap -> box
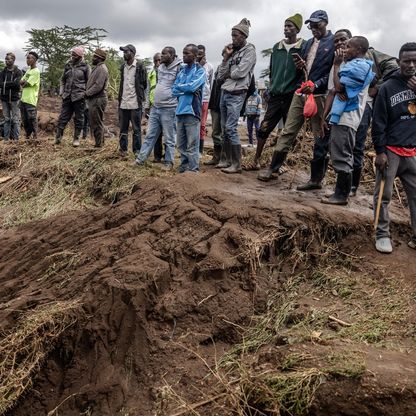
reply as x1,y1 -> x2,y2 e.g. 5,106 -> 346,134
305,10 -> 329,24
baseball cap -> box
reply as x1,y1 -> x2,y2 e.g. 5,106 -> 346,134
305,10 -> 329,24
119,44 -> 136,55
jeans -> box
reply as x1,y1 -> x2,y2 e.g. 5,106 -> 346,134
119,108 -> 142,154
176,114 -> 200,172
210,109 -> 222,146
136,106 -> 176,165
1,100 -> 20,140
220,91 -> 246,145
246,115 -> 260,144
20,102 -> 38,138
58,97 -> 85,132
353,103 -> 372,170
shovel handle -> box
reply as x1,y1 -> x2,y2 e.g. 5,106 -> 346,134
374,178 -> 386,231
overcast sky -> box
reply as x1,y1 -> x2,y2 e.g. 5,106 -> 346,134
1,0 -> 414,76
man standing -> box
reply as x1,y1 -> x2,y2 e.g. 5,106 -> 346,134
85,49 -> 109,148
217,18 -> 257,174
372,42 -> 416,254
146,52 -> 164,162
118,44 -> 147,157
197,44 -> 214,155
55,46 -> 90,147
135,46 -> 182,170
321,36 -> 374,205
20,51 -> 40,142
0,53 -> 22,141
245,14 -> 305,170
258,10 -> 334,182
172,44 -> 206,173
244,89 -> 262,146
349,48 -> 399,196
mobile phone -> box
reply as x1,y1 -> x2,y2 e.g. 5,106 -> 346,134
292,53 -> 302,61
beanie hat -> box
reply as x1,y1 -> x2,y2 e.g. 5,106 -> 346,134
71,46 -> 85,58
286,13 -> 303,31
232,18 -> 251,38
93,48 -> 107,60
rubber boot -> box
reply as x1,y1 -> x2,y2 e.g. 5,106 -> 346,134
216,140 -> 231,169
350,167 -> 362,197
297,158 -> 329,190
204,144 -> 222,165
321,171 -> 352,206
222,144 -> 242,174
257,151 -> 287,182
199,139 -> 204,155
55,127 -> 63,144
73,128 -> 81,147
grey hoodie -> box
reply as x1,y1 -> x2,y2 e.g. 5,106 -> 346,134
218,43 -> 256,92
153,57 -> 183,107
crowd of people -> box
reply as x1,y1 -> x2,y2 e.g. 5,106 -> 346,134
0,10 -> 415,254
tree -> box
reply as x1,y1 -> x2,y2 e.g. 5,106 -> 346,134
25,25 -> 107,89
0,60 -> 4,71
260,48 -> 272,79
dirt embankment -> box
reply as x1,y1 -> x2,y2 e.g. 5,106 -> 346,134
0,171 -> 415,416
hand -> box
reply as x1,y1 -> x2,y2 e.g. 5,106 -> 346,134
301,84 -> 315,94
320,119 -> 330,138
368,87 -> 378,98
222,44 -> 233,60
408,76 -> 416,92
293,55 -> 306,70
337,92 -> 348,102
333,49 -> 344,66
375,153 -> 388,173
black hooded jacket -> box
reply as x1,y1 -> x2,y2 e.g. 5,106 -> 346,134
0,66 -> 23,102
372,69 -> 416,154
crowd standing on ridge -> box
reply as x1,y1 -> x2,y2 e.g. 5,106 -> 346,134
0,10 -> 415,254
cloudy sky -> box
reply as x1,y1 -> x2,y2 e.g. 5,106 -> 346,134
1,0 -> 414,76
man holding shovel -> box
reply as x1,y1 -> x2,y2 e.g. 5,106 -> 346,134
372,42 -> 416,253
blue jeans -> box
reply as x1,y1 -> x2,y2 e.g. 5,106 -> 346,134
246,115 -> 260,144
136,106 -> 176,165
176,114 -> 200,172
220,91 -> 246,145
119,108 -> 142,154
2,100 -> 20,140
353,103 -> 372,170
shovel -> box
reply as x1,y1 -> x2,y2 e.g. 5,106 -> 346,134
374,172 -> 386,231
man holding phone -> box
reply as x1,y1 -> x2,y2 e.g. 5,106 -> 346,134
244,14 -> 305,171
258,10 -> 334,182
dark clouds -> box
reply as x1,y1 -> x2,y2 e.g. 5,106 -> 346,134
0,0 -> 414,75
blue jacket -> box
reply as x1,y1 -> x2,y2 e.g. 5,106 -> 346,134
300,31 -> 335,94
330,59 -> 375,124
172,63 -> 206,119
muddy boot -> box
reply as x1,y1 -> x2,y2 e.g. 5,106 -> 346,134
55,127 -> 63,145
350,167 -> 362,197
216,140 -> 231,169
222,144 -> 242,174
204,144 -> 222,166
199,139 -> 204,156
257,151 -> 287,182
321,171 -> 352,206
297,158 -> 329,190
72,129 -> 81,147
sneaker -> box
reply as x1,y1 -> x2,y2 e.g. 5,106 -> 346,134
72,139 -> 80,147
408,237 -> 416,250
375,237 -> 393,254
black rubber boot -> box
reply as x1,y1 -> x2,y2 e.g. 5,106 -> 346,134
55,127 -> 63,144
204,144 -> 222,165
321,171 -> 352,205
257,151 -> 287,182
350,167 -> 362,197
199,139 -> 204,155
297,158 -> 329,190
222,144 -> 242,174
216,140 -> 231,169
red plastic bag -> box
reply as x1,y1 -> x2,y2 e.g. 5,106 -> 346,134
303,94 -> 318,118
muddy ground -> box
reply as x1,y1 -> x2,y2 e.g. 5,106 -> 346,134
0,97 -> 415,416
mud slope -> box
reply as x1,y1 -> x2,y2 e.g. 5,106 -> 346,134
0,172 -> 415,415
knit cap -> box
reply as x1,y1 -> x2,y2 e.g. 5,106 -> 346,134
71,46 -> 85,57
286,13 -> 303,31
232,18 -> 251,38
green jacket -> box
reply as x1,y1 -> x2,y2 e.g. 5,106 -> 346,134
269,38 -> 305,96
365,47 -> 399,90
